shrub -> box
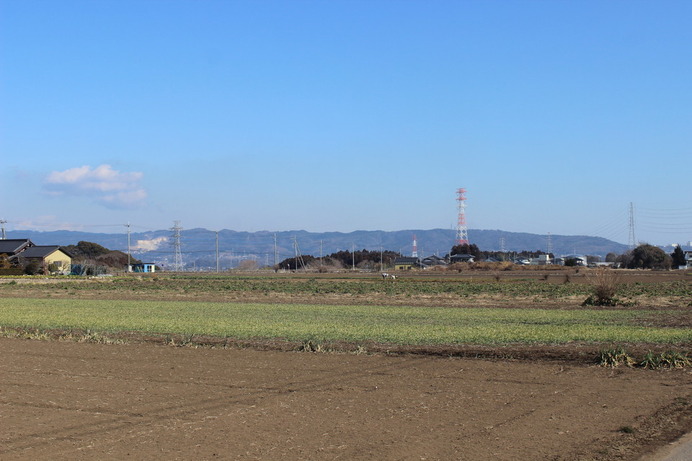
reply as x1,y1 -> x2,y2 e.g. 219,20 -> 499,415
23,261 -> 43,275
583,268 -> 621,306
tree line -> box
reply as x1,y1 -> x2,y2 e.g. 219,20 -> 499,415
278,249 -> 402,271
278,242 -> 687,271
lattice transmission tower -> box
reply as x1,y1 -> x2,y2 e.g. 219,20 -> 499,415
628,202 -> 637,249
455,188 -> 469,245
171,221 -> 183,272
292,236 -> 307,271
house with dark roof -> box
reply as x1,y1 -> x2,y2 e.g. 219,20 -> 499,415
421,255 -> 447,267
393,257 -> 422,270
12,245 -> 73,274
450,254 -> 475,263
0,238 -> 34,257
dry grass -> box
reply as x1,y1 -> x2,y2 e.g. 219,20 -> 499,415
583,267 -> 622,306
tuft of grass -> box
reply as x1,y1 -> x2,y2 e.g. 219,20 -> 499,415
598,346 -> 635,368
354,345 -> 368,355
640,350 -> 660,369
640,350 -> 690,369
299,340 -> 323,352
657,351 -> 690,369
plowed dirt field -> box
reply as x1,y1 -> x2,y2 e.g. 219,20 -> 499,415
1,338 -> 690,460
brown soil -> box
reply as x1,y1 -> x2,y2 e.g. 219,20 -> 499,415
1,338 -> 690,460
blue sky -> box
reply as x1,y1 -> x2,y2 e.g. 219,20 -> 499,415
1,0 -> 691,246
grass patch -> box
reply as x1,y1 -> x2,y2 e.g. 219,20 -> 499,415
1,297 -> 690,346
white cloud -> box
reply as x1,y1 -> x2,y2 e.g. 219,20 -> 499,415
44,164 -> 147,208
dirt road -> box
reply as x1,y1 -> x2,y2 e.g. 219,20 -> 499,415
1,338 -> 690,460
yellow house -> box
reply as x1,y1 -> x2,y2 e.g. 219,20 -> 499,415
16,246 -> 73,274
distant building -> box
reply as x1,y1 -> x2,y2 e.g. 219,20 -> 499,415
131,263 -> 156,273
0,238 -> 34,258
531,254 -> 552,265
449,254 -> 475,263
13,245 -> 73,274
393,257 -> 421,270
556,255 -> 588,266
421,255 -> 447,267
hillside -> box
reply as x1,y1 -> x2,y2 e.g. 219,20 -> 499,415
7,228 -> 630,270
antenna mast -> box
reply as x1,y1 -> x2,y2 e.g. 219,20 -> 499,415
455,188 -> 469,245
171,221 -> 183,272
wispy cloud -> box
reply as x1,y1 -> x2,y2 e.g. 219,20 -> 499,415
43,165 -> 147,208
12,216 -> 86,231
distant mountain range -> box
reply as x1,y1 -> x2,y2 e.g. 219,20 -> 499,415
7,228 -> 631,270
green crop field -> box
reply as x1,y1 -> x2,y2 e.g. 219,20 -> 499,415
3,274 -> 690,300
0,297 -> 689,345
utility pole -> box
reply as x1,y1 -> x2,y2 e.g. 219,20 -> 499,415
352,243 -> 355,270
273,233 -> 278,267
320,240 -> 323,270
215,231 -> 219,273
126,222 -> 131,272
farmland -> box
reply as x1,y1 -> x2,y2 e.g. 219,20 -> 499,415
1,269 -> 690,460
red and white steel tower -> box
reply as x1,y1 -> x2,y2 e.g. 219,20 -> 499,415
412,234 -> 418,257
456,188 -> 469,246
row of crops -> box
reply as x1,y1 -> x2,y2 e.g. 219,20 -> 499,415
0,298 -> 689,345
4,275 -> 691,300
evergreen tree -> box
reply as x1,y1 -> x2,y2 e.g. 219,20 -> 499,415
671,246 -> 686,267
450,243 -> 481,259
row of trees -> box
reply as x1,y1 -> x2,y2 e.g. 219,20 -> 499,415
613,244 -> 686,270
454,242 -> 688,270
450,243 -> 554,262
276,242 -> 686,272
278,249 -> 402,271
